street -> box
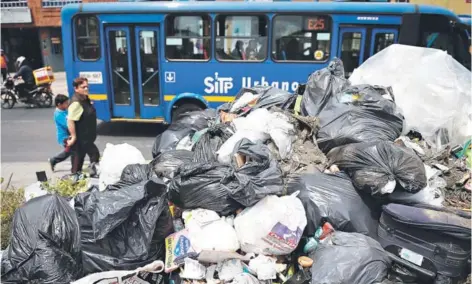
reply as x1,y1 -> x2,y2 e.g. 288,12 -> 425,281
1,73 -> 166,187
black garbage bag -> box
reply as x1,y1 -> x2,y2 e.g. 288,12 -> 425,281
1,194 -> 82,283
328,141 -> 427,197
74,179 -> 173,274
193,124 -> 234,163
310,232 -> 391,284
152,150 -> 194,180
317,103 -> 403,153
152,109 -> 217,158
107,163 -> 156,190
332,85 -> 397,112
226,139 -> 284,207
168,163 -> 241,215
287,172 -> 380,238
301,58 -> 350,116
252,86 -> 293,110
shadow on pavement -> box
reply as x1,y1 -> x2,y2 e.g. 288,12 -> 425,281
97,121 -> 168,137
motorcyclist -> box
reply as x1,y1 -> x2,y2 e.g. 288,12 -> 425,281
13,56 -> 35,102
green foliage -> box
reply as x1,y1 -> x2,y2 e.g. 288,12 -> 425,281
42,178 -> 88,198
1,183 -> 25,250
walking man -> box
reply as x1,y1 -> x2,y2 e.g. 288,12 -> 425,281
67,77 -> 100,175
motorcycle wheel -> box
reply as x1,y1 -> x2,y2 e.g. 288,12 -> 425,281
38,92 -> 53,108
1,91 -> 16,109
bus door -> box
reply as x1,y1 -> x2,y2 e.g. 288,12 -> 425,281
105,25 -> 163,119
338,27 -> 366,77
369,28 -> 398,57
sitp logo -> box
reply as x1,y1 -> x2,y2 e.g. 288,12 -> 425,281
204,72 -> 233,94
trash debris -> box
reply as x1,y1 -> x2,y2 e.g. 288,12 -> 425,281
106,163 -> 155,190
193,123 -> 234,163
99,143 -> 146,191
228,139 -> 284,207
152,109 -> 217,158
301,58 -> 350,116
310,231 -> 391,284
23,181 -> 48,201
217,259 -> 244,282
288,172 -> 380,238
234,194 -> 307,255
1,194 -> 82,283
72,260 -> 167,284
152,150 -> 193,180
183,209 -> 240,252
350,44 -> 472,151
328,141 -> 427,197
165,229 -> 196,273
168,163 -> 241,215
182,258 -> 207,280
74,179 -> 173,274
316,101 -> 403,153
248,255 -> 277,280
230,273 -> 260,284
217,130 -> 269,165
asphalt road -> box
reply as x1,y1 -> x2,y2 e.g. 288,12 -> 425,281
1,104 -> 167,186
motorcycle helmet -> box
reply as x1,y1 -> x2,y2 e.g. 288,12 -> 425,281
15,56 -> 26,71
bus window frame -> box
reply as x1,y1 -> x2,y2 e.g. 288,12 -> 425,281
164,13 -> 212,62
74,15 -> 102,62
271,13 -> 333,64
214,13 -> 270,63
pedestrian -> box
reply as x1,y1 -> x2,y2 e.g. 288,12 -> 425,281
1,49 -> 8,82
67,77 -> 100,176
48,94 -> 72,172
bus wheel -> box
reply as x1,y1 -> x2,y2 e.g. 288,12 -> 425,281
172,103 -> 203,122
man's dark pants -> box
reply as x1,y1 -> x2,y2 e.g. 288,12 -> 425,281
71,141 -> 100,174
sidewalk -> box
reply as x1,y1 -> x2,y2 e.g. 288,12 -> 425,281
1,161 -> 90,189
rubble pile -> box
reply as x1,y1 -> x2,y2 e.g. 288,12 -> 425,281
1,44 -> 471,284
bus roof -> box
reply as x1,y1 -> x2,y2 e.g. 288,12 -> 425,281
62,1 -> 460,22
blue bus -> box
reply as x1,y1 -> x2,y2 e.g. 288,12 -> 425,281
61,2 -> 471,123
459,14 -> 471,39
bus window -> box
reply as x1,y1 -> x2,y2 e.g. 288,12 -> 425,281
272,15 -> 331,62
373,32 -> 395,54
165,15 -> 211,61
75,16 -> 100,60
340,31 -> 363,75
215,15 -> 268,61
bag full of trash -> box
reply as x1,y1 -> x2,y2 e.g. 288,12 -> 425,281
316,102 -> 403,153
288,172 -> 380,238
1,194 -> 82,283
152,109 -> 217,158
309,231 -> 391,284
152,150 -> 193,180
183,209 -> 240,252
234,194 -> 307,255
168,163 -> 241,216
301,58 -> 350,116
74,179 -> 173,274
227,139 -> 284,207
192,123 -> 234,163
350,44 -> 472,151
99,143 -> 146,191
328,141 -> 427,197
106,163 -> 156,190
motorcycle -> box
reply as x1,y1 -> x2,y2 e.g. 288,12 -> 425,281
1,77 -> 53,109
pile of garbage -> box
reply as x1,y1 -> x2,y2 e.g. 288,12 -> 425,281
1,44 -> 471,284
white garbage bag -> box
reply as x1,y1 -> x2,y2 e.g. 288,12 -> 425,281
234,194 -> 307,255
350,44 -> 472,151
228,109 -> 295,161
217,130 -> 269,165
98,143 -> 146,191
183,209 -> 240,252
24,182 -> 48,202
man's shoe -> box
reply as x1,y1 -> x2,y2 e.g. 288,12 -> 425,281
48,158 -> 55,172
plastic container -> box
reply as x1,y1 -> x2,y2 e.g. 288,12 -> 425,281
33,66 -> 55,86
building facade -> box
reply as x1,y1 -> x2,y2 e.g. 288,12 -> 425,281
1,0 -> 116,72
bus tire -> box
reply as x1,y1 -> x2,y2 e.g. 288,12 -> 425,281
172,103 -> 203,122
